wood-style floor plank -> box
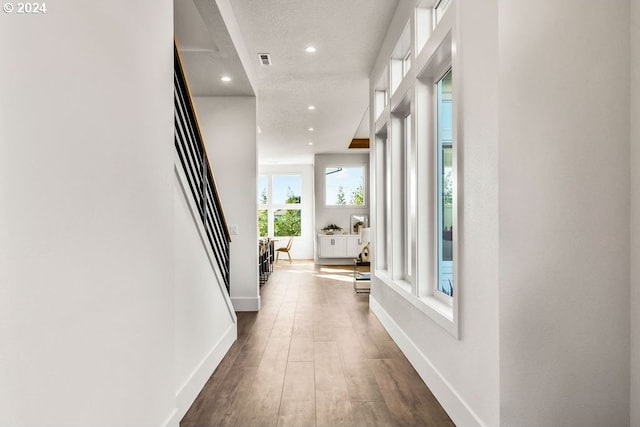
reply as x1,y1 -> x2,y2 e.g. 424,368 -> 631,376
282,361 -> 315,401
277,399 -> 316,427
350,401 -> 395,427
180,261 -> 455,427
288,335 -> 314,362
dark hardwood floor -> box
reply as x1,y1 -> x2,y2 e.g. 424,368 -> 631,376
181,261 -> 455,427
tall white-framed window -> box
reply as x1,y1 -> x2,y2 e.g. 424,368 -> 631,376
393,113 -> 407,283
258,175 -> 269,237
390,93 -> 412,285
370,0 -> 459,337
435,68 -> 454,300
404,113 -> 416,281
375,128 -> 390,272
258,174 -> 302,237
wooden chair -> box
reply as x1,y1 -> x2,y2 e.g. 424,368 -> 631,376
275,237 -> 294,263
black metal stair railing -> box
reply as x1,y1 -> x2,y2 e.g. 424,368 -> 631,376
174,42 -> 232,292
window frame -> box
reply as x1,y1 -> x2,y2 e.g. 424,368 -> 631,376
258,173 -> 303,238
370,0 -> 459,339
417,3 -> 459,336
402,50 -> 412,78
324,165 -> 368,208
404,112 -> 416,283
433,66 -> 454,306
434,0 -> 452,28
374,129 -> 390,273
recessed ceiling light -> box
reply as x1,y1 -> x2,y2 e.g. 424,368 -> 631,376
257,126 -> 262,134
220,75 -> 232,82
308,105 -> 316,110
308,127 -> 315,132
308,142 -> 313,146
305,46 -> 317,53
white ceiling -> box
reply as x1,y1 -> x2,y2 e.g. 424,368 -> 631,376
175,0 -> 400,164
174,0 -> 254,96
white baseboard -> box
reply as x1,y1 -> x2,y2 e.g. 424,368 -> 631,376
161,408 -> 179,427
165,323 -> 237,426
369,297 -> 485,427
231,296 -> 261,311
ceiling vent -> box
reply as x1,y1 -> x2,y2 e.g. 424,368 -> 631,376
258,53 -> 272,66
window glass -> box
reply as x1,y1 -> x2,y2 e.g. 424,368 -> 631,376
258,175 -> 268,205
273,175 -> 301,204
376,135 -> 388,270
404,114 -> 413,278
258,173 -> 303,237
437,69 -> 453,297
274,209 -> 301,237
258,209 -> 268,237
403,51 -> 411,77
325,167 -> 365,206
435,0 -> 452,25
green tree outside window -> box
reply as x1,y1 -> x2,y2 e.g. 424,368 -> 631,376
258,209 -> 268,237
349,183 -> 364,206
336,186 -> 346,205
274,209 -> 301,236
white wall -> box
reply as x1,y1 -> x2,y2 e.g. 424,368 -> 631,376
370,0 -> 635,425
314,153 -> 370,263
499,1 -> 630,425
259,164 -> 315,259
173,167 -> 236,422
194,96 -> 259,311
0,2 -> 176,426
631,0 -> 640,424
368,1 -> 500,426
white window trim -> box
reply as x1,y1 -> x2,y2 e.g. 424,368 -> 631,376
374,129 -> 390,272
371,0 -> 460,339
258,173 -> 303,238
402,50 -> 412,77
423,1 -> 459,337
374,270 -> 455,334
323,164 -> 369,208
433,0 -> 453,29
432,66 -> 454,306
404,112 -> 416,284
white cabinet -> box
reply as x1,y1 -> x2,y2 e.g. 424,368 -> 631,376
346,235 -> 361,257
318,235 -> 362,258
318,235 -> 347,257
318,236 -> 334,257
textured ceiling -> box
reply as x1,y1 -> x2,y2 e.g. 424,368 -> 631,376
231,0 -> 399,164
174,0 -> 254,97
175,0 -> 400,164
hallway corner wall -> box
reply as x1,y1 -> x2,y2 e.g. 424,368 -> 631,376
194,96 -> 260,311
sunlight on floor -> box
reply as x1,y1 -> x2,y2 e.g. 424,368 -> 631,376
315,273 -> 353,283
273,261 -> 358,284
318,266 -> 353,274
315,265 -> 355,282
